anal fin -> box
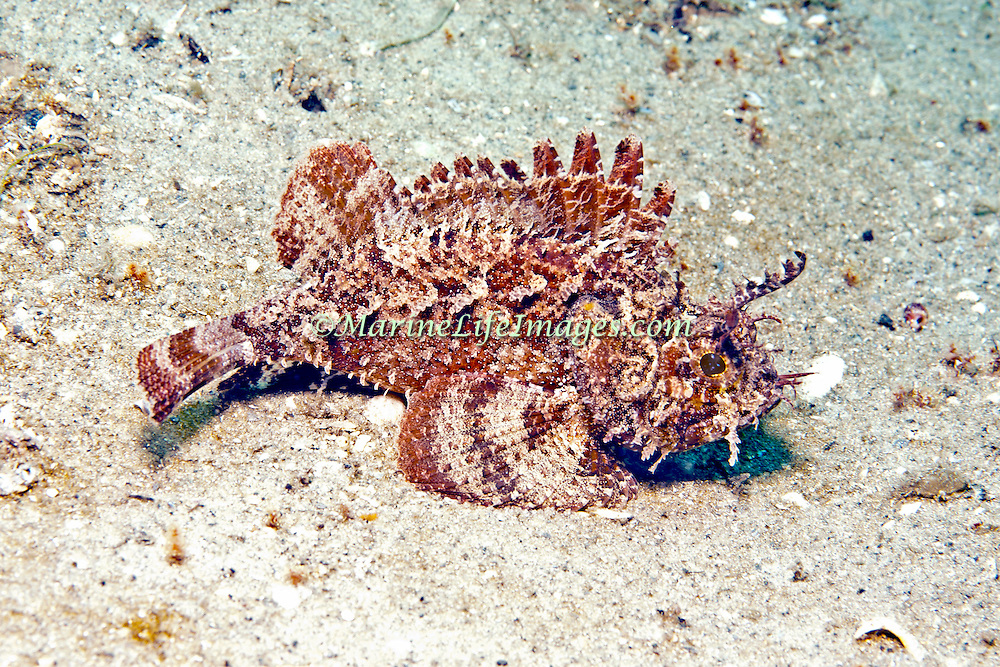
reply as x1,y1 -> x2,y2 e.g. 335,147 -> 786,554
398,374 -> 637,509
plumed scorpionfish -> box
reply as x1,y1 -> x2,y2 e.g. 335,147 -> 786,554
138,131 -> 806,510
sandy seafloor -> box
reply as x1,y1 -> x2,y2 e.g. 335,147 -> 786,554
1,0 -> 998,665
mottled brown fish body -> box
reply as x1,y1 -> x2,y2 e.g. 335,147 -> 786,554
137,131 -> 805,509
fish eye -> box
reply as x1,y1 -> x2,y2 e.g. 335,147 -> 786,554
699,352 -> 727,377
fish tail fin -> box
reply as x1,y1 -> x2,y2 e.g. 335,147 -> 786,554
137,316 -> 254,422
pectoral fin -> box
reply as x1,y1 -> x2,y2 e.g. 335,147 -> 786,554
397,374 -> 637,509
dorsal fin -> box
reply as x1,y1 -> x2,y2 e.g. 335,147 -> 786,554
430,162 -> 449,183
533,139 -> 563,177
569,131 -> 603,175
272,141 -> 385,269
605,135 -> 643,222
559,132 -> 607,241
524,130 -> 648,243
453,155 -> 474,178
274,132 -> 676,277
639,183 -> 675,234
410,149 -> 536,237
402,130 -> 674,254
500,159 -> 527,182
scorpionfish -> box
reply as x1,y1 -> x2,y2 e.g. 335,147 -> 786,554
138,130 -> 806,509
